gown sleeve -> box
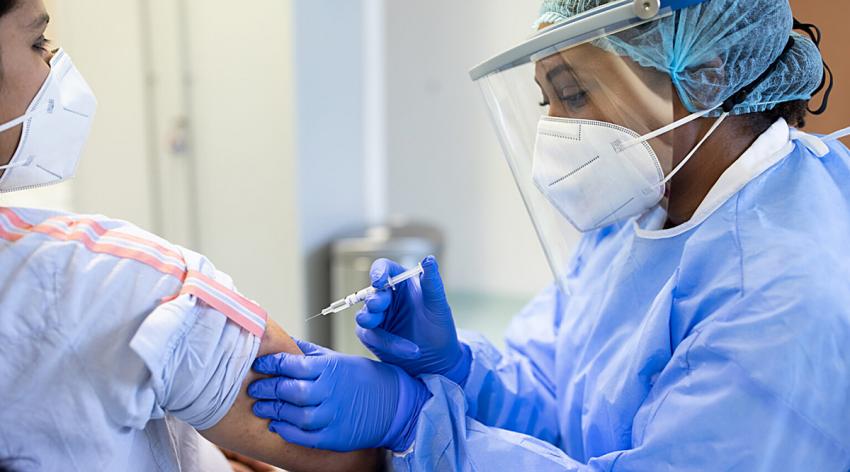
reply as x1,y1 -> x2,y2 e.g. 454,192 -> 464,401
459,284 -> 564,444
459,228 -> 603,443
393,279 -> 850,471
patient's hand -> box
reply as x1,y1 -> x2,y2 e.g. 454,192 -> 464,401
220,448 -> 277,472
200,320 -> 383,472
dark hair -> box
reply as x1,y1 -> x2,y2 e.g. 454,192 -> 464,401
0,0 -> 18,85
746,99 -> 809,135
0,0 -> 17,17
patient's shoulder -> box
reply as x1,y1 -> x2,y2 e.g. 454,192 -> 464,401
0,206 -> 266,342
2,208 -> 187,285
0,207 -> 184,272
0,208 -> 191,335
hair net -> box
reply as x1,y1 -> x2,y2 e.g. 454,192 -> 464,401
536,0 -> 824,116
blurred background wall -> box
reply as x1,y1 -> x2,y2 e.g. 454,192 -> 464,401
1,0 -> 845,349
0,0 -> 552,348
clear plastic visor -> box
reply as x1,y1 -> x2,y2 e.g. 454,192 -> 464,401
476,28 -> 676,294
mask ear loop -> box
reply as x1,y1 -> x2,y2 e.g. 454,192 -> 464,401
616,108 -> 715,151
652,33 -> 796,175
658,112 -> 729,186
0,114 -> 30,134
620,32 -> 798,193
0,115 -> 33,174
615,109 -> 728,194
609,34 -> 796,153
0,156 -> 34,172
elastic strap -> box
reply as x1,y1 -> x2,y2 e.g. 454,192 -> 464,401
619,97 -> 786,154
618,107 -> 714,150
722,36 -> 795,113
794,18 -> 833,115
821,127 -> 850,143
659,112 -> 729,185
793,19 -> 821,46
0,156 -> 33,172
0,114 -> 29,134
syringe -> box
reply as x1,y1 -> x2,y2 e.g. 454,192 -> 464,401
306,263 -> 424,322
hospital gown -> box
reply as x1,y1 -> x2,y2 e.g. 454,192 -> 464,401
0,210 -> 267,471
394,120 -> 850,471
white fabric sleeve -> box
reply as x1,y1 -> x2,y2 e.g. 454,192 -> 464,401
130,294 -> 260,430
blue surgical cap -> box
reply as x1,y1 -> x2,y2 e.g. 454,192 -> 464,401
537,0 -> 824,116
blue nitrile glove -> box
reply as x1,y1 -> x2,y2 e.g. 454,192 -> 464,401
355,256 -> 471,385
249,338 -> 430,452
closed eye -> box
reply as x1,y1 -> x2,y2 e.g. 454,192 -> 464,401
33,35 -> 52,53
560,90 -> 588,109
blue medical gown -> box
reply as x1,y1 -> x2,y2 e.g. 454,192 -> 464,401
394,132 -> 850,470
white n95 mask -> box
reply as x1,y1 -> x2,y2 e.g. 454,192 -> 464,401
0,49 -> 97,193
531,110 -> 727,232
532,117 -> 664,232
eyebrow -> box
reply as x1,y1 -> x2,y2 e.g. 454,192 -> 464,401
28,13 -> 50,30
545,63 -> 574,83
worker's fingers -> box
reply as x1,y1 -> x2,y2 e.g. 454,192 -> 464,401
292,337 -> 330,357
356,306 -> 383,330
268,421 -> 332,451
364,289 -> 393,313
356,291 -> 392,329
369,258 -> 409,288
249,377 -> 325,406
356,326 -> 421,360
419,256 -> 452,318
252,352 -> 325,379
253,402 -> 333,431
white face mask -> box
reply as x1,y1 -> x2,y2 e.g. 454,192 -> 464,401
0,49 -> 97,193
531,110 -> 728,232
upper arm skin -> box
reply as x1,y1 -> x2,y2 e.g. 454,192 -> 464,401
200,320 -> 383,472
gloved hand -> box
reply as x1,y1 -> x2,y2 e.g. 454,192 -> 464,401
249,339 -> 430,452
355,256 -> 471,385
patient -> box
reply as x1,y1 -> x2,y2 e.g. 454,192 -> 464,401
0,208 -> 380,472
0,0 -> 379,470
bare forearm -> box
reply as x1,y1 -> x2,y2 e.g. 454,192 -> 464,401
201,320 -> 383,472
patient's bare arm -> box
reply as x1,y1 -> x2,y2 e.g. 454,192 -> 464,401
200,320 -> 383,472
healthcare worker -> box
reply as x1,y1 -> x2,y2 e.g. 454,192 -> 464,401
249,0 -> 850,470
